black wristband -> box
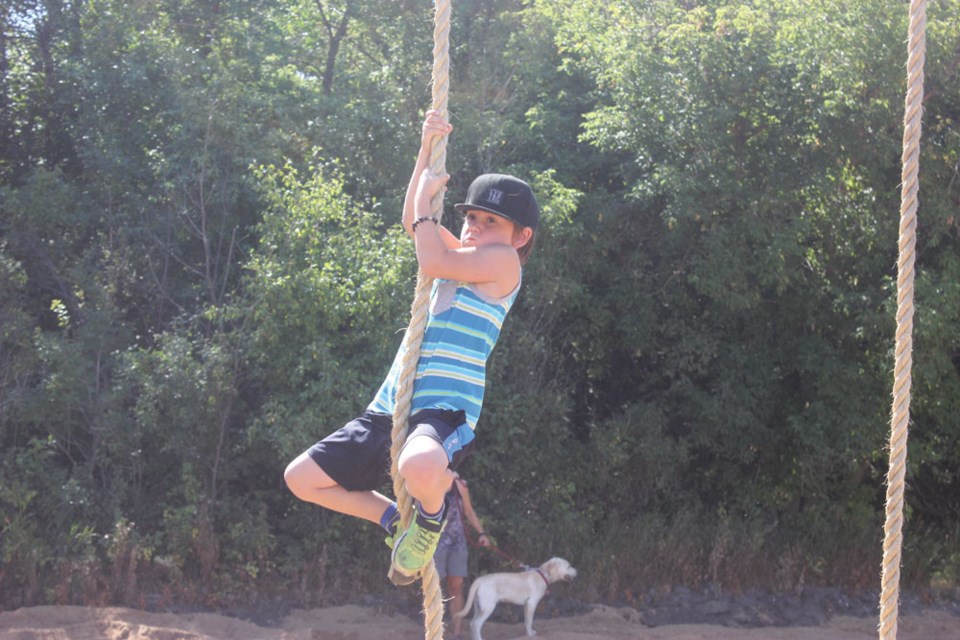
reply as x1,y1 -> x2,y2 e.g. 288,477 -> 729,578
412,216 -> 438,232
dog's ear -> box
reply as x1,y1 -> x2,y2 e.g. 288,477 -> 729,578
544,557 -> 561,580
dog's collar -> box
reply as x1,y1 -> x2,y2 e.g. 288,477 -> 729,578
535,568 -> 550,593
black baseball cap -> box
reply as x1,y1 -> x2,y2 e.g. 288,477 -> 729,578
454,173 -> 539,230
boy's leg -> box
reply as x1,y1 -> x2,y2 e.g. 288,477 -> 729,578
284,452 -> 393,525
389,434 -> 456,585
397,434 -> 456,512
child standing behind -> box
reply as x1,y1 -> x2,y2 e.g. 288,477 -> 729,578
284,110 -> 538,586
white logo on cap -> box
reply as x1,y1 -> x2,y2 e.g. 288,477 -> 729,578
485,188 -> 504,205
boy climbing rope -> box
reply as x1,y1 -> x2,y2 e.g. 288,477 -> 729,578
284,109 -> 539,586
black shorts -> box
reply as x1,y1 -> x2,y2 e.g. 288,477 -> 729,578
307,408 -> 475,491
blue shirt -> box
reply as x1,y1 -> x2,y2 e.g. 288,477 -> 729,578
369,278 -> 520,430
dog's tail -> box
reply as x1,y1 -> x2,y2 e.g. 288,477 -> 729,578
454,578 -> 480,619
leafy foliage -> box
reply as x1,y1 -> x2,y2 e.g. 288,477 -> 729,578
0,0 -> 958,612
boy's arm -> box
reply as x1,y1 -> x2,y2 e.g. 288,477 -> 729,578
403,111 -> 459,249
412,170 -> 521,288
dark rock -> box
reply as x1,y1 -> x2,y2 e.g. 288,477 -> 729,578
696,598 -> 732,616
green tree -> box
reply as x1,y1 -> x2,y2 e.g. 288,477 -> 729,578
533,0 -> 960,591
1,0 -> 958,611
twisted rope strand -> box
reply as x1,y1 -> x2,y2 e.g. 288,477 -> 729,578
388,1 -> 451,638
879,1 -> 925,639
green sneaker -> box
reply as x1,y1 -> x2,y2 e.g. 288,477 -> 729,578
388,510 -> 445,586
383,517 -> 399,549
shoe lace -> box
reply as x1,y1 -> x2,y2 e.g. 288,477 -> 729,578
410,524 -> 437,555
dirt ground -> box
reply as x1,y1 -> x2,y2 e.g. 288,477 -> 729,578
0,604 -> 957,640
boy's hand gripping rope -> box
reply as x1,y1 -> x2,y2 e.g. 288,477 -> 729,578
388,1 -> 451,639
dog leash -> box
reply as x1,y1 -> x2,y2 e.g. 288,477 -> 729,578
465,528 -> 533,572
453,482 -> 538,575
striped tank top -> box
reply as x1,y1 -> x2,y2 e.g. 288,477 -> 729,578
368,277 -> 520,430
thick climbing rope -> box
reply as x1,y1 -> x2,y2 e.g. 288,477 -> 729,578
879,1 -> 925,639
388,1 -> 451,639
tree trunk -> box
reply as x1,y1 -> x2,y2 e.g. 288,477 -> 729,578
315,2 -> 352,95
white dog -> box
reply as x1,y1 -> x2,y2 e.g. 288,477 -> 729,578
455,557 -> 577,640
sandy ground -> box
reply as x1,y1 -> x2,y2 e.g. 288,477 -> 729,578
0,604 -> 957,640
